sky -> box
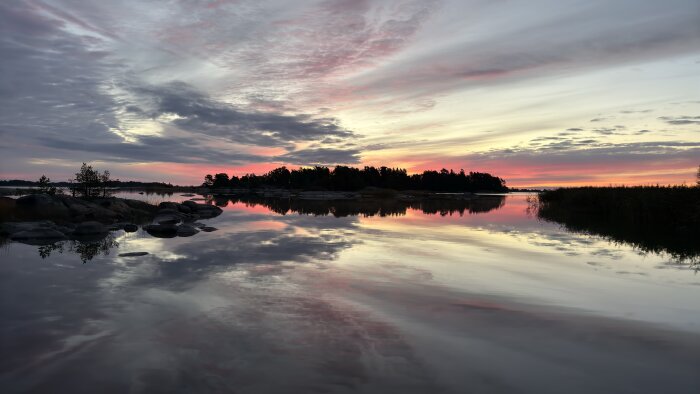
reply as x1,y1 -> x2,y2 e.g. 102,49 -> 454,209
0,0 -> 699,187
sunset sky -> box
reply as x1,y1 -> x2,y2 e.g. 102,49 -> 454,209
1,0 -> 699,187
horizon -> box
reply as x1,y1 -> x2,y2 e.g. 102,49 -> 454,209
1,1 -> 699,187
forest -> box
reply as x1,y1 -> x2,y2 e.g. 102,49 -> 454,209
203,166 -> 508,192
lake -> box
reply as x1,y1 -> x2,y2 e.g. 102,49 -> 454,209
1,193 -> 699,393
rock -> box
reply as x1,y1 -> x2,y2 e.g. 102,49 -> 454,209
15,194 -> 70,218
153,215 -> 181,225
191,222 -> 207,228
176,225 -> 199,237
118,252 -> 149,257
16,194 -> 54,206
192,204 -> 223,219
55,225 -> 74,235
158,202 -> 180,210
73,221 -> 107,235
144,224 -> 177,238
200,226 -> 218,232
182,200 -> 199,209
157,208 -> 179,215
177,205 -> 191,214
0,221 -> 56,235
11,229 -> 67,242
123,224 -> 138,232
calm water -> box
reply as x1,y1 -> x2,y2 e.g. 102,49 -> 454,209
1,193 -> 699,393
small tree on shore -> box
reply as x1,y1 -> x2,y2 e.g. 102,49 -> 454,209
74,163 -> 115,197
37,175 -> 56,195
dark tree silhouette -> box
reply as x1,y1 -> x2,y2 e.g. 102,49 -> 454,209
72,163 -> 116,197
37,175 -> 56,195
202,165 -> 508,192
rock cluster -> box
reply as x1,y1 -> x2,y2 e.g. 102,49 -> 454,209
0,194 -> 223,244
142,201 -> 221,238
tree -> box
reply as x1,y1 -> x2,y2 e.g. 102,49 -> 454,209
213,173 -> 230,189
204,174 -> 214,187
99,170 -> 112,197
74,163 -> 114,197
37,175 -> 56,195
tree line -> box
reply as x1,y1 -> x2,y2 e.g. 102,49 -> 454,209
203,166 -> 508,192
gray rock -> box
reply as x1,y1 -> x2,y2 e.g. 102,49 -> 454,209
144,224 -> 177,238
176,225 -> 199,237
118,252 -> 149,257
55,226 -> 74,235
177,205 -> 192,214
123,224 -> 138,232
181,200 -> 199,209
158,202 -> 180,210
16,194 -> 55,206
153,215 -> 181,225
0,221 -> 56,235
15,194 -> 70,218
73,221 -> 107,235
200,226 -> 218,232
11,229 -> 67,241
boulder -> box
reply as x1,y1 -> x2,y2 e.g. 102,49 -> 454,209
177,205 -> 192,214
118,252 -> 149,257
15,194 -> 70,218
181,200 -> 199,209
176,225 -> 199,237
153,214 -> 181,225
11,229 -> 67,242
73,221 -> 107,235
200,226 -> 218,232
123,224 -> 138,232
144,224 -> 177,238
158,202 -> 180,210
0,221 -> 56,235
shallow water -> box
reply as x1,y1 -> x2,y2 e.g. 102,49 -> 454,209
1,193 -> 699,393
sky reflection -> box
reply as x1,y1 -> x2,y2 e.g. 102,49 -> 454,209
1,194 -> 699,393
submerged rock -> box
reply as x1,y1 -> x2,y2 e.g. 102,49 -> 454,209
200,226 -> 218,232
176,225 -> 199,237
118,252 -> 149,257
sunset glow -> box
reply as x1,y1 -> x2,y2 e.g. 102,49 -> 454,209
1,0 -> 698,186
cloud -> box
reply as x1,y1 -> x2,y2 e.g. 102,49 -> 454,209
39,135 -> 264,164
0,1 -> 121,142
658,116 -> 700,126
274,147 -> 362,165
128,81 -> 356,148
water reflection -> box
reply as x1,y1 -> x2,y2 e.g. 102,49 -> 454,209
211,194 -> 506,217
1,194 -> 699,393
37,234 -> 119,263
536,199 -> 699,263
